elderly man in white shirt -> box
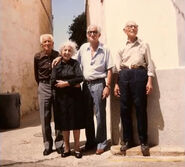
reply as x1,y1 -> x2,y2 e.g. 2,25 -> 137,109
76,25 -> 113,155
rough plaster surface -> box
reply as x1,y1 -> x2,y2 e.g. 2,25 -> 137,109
87,0 -> 185,148
110,68 -> 185,148
0,0 -> 52,116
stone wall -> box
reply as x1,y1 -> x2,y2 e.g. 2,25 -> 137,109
0,0 -> 52,116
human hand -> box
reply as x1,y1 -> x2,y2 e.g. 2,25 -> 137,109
55,80 -> 68,88
52,57 -> 61,68
146,77 -> 153,95
102,86 -> 110,99
114,84 -> 120,97
74,84 -> 81,88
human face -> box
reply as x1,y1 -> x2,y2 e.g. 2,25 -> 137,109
41,36 -> 54,54
61,46 -> 73,62
87,26 -> 100,43
124,23 -> 138,40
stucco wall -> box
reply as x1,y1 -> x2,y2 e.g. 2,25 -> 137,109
111,68 -> 185,147
0,0 -> 52,116
86,0 -> 185,148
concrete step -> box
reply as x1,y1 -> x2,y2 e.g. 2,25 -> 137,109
110,145 -> 185,156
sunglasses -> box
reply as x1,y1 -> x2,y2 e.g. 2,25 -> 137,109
87,31 -> 98,35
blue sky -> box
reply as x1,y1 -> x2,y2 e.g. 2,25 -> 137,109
52,0 -> 85,50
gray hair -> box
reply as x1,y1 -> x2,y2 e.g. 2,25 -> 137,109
87,25 -> 101,34
40,34 -> 54,44
59,40 -> 77,56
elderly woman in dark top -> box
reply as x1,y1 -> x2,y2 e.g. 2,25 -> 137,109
51,41 -> 84,158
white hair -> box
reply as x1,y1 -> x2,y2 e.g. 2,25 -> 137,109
124,21 -> 138,29
87,25 -> 101,34
59,40 -> 77,56
40,34 -> 54,44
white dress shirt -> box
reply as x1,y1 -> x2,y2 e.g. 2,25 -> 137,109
75,42 -> 114,80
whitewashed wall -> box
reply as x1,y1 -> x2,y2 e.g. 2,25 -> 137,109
86,0 -> 185,148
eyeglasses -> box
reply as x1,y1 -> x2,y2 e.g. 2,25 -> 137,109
87,31 -> 98,35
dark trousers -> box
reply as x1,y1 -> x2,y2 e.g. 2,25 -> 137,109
118,68 -> 148,144
38,82 -> 63,150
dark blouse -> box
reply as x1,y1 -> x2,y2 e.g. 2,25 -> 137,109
51,58 -> 83,89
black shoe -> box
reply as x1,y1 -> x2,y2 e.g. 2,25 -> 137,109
61,151 -> 71,158
56,147 -> 64,154
74,151 -> 82,158
120,142 -> 133,152
43,148 -> 52,156
141,143 -> 150,156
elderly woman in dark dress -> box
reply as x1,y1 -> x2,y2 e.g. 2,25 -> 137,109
51,41 -> 84,158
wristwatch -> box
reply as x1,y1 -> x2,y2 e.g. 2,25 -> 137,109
105,85 -> 111,89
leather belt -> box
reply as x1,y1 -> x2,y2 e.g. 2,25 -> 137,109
121,65 -> 145,69
39,80 -> 50,84
85,78 -> 105,84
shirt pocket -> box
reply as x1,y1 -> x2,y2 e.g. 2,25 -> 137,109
138,46 -> 146,57
93,53 -> 105,66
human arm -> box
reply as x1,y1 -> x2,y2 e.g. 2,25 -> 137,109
55,80 -> 70,88
55,60 -> 83,88
144,43 -> 155,77
113,49 -> 122,97
146,76 -> 153,95
55,80 -> 81,88
102,68 -> 112,99
67,60 -> 83,86
102,48 -> 114,99
34,55 -> 39,85
51,66 -> 71,88
113,73 -> 120,97
50,65 -> 57,89
144,43 -> 154,95
52,56 -> 62,68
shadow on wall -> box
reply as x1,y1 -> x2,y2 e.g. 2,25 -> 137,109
110,73 -> 164,146
110,74 -> 122,145
147,75 -> 164,146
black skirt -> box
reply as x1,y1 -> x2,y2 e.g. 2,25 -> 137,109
53,87 -> 85,131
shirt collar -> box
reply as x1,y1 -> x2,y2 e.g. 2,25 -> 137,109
86,42 -> 104,51
126,37 -> 141,45
40,49 -> 54,57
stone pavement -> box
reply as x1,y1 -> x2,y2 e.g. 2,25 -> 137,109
0,111 -> 184,167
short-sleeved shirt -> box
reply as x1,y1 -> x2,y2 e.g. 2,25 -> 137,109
76,42 -> 114,80
115,38 -> 155,77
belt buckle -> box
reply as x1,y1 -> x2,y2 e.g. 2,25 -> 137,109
121,66 -> 129,69
85,79 -> 99,84
131,64 -> 138,69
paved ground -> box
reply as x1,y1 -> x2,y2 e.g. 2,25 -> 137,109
0,111 -> 184,167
